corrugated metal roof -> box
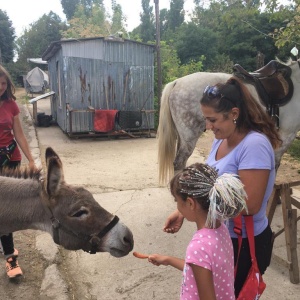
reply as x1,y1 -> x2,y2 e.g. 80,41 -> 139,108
42,36 -> 155,61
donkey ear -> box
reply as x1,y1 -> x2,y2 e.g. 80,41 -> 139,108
45,148 -> 64,196
45,147 -> 61,165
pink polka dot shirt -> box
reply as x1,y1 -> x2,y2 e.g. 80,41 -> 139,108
180,223 -> 235,299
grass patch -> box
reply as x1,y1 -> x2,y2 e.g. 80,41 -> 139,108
287,138 -> 300,161
15,88 -> 30,104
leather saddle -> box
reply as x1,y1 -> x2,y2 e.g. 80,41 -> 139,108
233,60 -> 294,128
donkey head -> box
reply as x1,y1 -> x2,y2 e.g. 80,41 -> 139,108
42,147 -> 134,257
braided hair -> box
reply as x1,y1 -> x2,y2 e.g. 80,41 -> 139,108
170,163 -> 248,228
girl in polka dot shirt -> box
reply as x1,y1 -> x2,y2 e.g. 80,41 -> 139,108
148,163 -> 247,300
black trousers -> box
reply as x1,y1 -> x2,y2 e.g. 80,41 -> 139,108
232,224 -> 273,298
0,160 -> 20,256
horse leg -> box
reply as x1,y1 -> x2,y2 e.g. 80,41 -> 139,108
173,122 -> 206,171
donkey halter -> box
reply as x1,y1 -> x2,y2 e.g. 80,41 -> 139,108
50,213 -> 119,254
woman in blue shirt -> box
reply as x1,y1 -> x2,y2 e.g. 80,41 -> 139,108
164,77 -> 282,298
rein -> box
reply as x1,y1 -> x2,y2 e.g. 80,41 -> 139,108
40,188 -> 119,254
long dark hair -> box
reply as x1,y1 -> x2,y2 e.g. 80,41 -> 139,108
200,77 -> 282,149
0,65 -> 16,101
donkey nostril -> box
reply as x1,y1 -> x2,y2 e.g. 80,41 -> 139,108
124,236 -> 130,244
123,235 -> 134,250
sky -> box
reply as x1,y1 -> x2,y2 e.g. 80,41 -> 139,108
1,0 -> 195,38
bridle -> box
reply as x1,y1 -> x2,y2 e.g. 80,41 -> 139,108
41,191 -> 119,254
50,213 -> 119,254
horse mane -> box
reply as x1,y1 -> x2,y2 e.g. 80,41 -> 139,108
0,166 -> 43,181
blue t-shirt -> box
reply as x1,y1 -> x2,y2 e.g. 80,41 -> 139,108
206,131 -> 275,237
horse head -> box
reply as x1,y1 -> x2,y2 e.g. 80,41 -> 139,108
41,147 -> 134,257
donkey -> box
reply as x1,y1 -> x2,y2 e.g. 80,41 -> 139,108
0,147 -> 134,257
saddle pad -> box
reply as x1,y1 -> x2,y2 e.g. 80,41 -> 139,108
94,110 -> 118,132
117,111 -> 142,129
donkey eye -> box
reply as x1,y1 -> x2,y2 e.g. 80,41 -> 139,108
72,209 -> 88,218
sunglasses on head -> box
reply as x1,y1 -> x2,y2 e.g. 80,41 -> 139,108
203,85 -> 222,98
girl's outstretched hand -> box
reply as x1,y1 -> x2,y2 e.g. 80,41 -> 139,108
163,210 -> 184,234
133,252 -> 169,267
148,254 -> 169,266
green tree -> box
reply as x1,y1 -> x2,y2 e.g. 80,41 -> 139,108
16,12 -> 66,72
159,41 -> 181,83
208,53 -> 234,73
61,3 -> 107,38
191,0 -> 224,31
190,0 -> 293,71
159,8 -> 168,37
110,0 -> 126,35
177,57 -> 205,77
167,0 -> 185,32
218,5 -> 263,69
221,3 -> 294,69
0,10 -> 16,63
61,0 -> 79,20
262,0 -> 284,13
254,10 -> 292,63
174,22 -> 219,69
61,0 -> 104,20
271,1 -> 300,50
139,0 -> 155,42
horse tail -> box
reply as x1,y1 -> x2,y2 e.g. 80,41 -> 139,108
157,80 -> 177,185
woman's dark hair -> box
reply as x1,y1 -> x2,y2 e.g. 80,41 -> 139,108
0,65 -> 16,101
201,77 -> 282,149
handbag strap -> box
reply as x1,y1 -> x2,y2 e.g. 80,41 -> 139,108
233,214 -> 243,277
233,215 -> 256,277
244,215 -> 256,260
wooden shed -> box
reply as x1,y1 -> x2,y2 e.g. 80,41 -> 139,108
41,36 -> 156,137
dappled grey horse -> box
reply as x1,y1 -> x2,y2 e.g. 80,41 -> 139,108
158,59 -> 300,184
0,147 -> 134,257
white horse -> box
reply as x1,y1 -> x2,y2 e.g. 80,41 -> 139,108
158,59 -> 300,184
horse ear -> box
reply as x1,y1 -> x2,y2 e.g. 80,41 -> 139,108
45,147 -> 64,196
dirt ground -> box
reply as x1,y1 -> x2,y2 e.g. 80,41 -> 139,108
1,88 -> 300,299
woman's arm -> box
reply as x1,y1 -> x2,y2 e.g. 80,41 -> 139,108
163,209 -> 185,233
190,264 -> 216,300
12,114 -> 35,168
238,169 -> 270,215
